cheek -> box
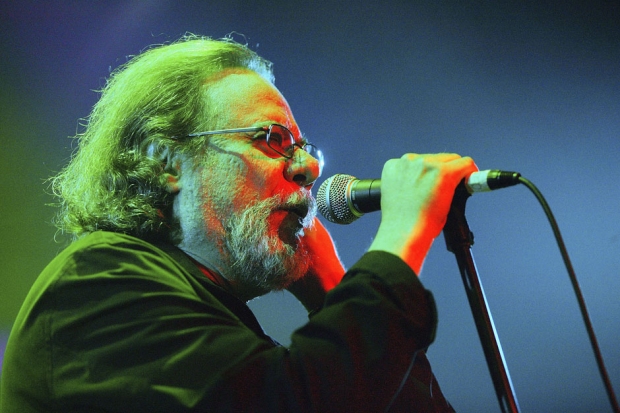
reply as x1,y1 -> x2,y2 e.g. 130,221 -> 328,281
233,155 -> 283,202
201,154 -> 258,213
199,145 -> 284,213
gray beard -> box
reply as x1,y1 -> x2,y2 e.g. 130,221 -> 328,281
223,192 -> 316,295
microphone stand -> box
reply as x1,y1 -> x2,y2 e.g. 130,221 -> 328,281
443,184 -> 520,413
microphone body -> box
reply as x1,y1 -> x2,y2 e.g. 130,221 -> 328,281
317,170 -> 521,224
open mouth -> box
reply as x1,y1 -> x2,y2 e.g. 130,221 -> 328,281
285,204 -> 309,220
276,205 -> 309,234
275,205 -> 309,246
275,191 -> 316,232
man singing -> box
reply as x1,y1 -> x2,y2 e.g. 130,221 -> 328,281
1,35 -> 476,412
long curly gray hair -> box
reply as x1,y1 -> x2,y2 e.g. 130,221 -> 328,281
51,35 -> 274,241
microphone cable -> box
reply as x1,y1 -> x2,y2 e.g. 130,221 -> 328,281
518,176 -> 619,413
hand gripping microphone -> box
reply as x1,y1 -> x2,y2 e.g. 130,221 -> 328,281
316,170 -> 521,224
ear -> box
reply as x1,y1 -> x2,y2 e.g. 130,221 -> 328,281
146,142 -> 182,194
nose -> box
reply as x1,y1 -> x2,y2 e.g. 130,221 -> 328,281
284,149 -> 321,188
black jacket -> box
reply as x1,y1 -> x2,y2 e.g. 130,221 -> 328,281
1,231 -> 453,412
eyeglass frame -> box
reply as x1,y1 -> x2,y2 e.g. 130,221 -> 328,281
170,123 -> 323,169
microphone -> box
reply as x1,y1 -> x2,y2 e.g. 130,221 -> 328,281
316,170 -> 521,224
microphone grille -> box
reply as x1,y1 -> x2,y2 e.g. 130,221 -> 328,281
317,174 -> 360,225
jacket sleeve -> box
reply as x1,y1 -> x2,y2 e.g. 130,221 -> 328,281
203,251 -> 446,412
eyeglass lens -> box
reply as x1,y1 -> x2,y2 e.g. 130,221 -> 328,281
266,125 -> 323,173
266,125 -> 293,157
267,125 -> 314,157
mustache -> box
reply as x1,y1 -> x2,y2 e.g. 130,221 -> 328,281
276,191 -> 317,228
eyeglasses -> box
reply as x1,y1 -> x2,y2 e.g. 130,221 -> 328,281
172,123 -> 324,171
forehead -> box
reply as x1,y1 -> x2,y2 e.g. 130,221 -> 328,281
204,69 -> 298,133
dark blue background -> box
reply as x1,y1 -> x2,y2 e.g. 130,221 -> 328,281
1,1 -> 619,411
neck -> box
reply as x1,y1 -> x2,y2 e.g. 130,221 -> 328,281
179,246 -> 266,302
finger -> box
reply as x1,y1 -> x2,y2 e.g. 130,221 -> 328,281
445,156 -> 479,181
399,152 -> 462,162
